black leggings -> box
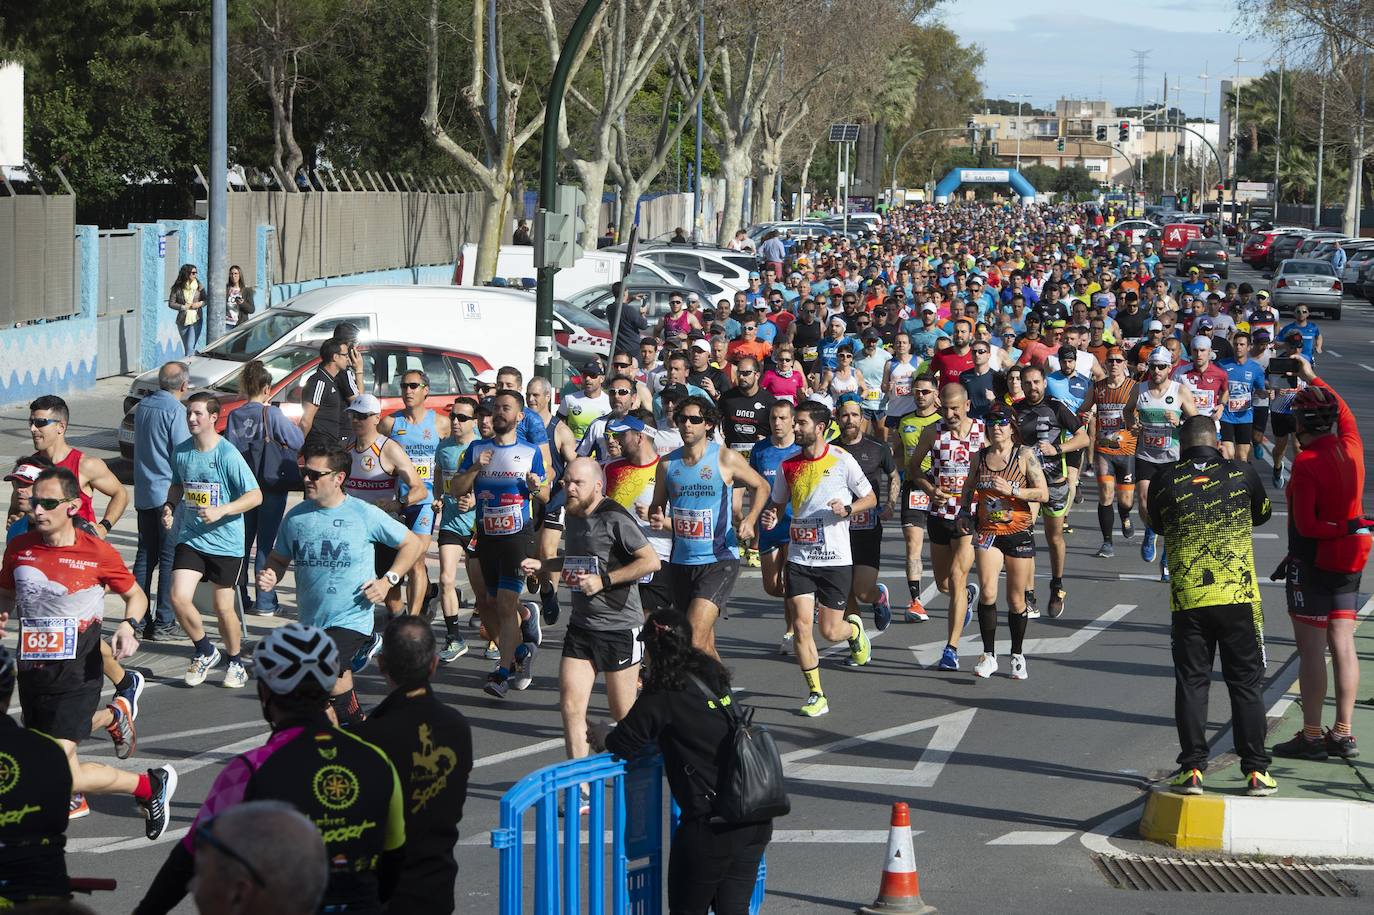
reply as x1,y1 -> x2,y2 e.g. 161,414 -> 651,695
668,818 -> 772,915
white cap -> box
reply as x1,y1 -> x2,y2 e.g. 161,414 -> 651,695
475,368 -> 498,384
1147,347 -> 1173,366
347,393 -> 383,414
1191,335 -> 1212,351
921,303 -> 937,313
1146,319 -> 1164,332
690,339 -> 712,352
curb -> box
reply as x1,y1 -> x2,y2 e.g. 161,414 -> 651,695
1140,786 -> 1374,857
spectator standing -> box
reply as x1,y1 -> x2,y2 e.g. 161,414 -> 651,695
133,362 -> 191,639
224,264 -> 252,329
300,338 -> 352,450
189,801 -> 328,915
168,263 -> 207,356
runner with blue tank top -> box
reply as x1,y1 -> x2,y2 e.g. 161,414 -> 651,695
1218,333 -> 1266,465
434,396 -> 480,662
648,395 -> 770,658
380,370 -> 451,619
451,390 -> 550,699
750,400 -> 801,652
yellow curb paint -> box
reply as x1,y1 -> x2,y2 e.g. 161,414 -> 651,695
1139,789 -> 1225,850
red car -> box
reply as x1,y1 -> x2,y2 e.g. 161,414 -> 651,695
1160,223 -> 1203,261
1242,230 -> 1282,268
119,342 -> 488,456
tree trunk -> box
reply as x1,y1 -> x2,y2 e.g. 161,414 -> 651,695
754,165 -> 778,223
573,156 -> 611,251
616,176 -> 644,245
1344,130 -> 1363,236
716,145 -> 752,246
798,138 -> 818,215
475,174 -> 511,284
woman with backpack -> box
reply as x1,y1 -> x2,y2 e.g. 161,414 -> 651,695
225,360 -> 303,616
591,609 -> 781,915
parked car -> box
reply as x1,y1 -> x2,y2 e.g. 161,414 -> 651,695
119,341 -> 485,458
553,301 -> 612,362
563,281 -> 696,327
746,221 -> 835,246
1160,222 -> 1204,261
1242,229 -> 1285,267
1343,244 -> 1374,297
1265,230 -> 1314,270
1112,219 -> 1159,247
1175,239 -> 1230,278
633,245 -> 760,294
1292,232 -> 1347,259
1269,259 -> 1344,320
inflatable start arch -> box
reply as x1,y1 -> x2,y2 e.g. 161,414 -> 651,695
934,168 -> 1037,205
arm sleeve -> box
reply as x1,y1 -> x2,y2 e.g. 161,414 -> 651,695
307,377 -> 329,408
367,504 -> 412,549
1243,464 -> 1273,527
1312,375 -> 1361,450
604,692 -> 668,760
273,406 -> 305,450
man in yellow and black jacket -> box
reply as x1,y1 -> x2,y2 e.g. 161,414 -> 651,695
1147,414 -> 1278,797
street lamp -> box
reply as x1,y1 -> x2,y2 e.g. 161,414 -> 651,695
1197,64 -> 1211,210
1007,93 -> 1032,170
1231,49 -> 1247,220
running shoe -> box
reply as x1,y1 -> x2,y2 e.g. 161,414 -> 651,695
973,654 -> 997,679
521,599 -> 543,647
483,671 -> 509,699
540,587 -> 561,626
937,645 -> 959,671
116,669 -> 146,721
511,643 -> 537,690
1074,488 -> 1085,504
105,697 -> 136,760
845,614 -> 871,666
1047,586 -> 1066,619
1121,516 -> 1134,540
350,632 -> 384,674
1160,564 -> 1171,583
873,583 -> 892,632
778,631 -> 795,656
223,660 -> 249,689
1008,653 -> 1028,680
1095,541 -> 1115,559
906,598 -> 929,623
1272,468 -> 1283,488
1273,731 -> 1328,761
247,603 -> 277,618
966,582 -> 979,612
484,641 -> 501,660
184,648 -> 221,687
1168,768 -> 1204,795
745,548 -> 761,568
1141,528 -> 1157,563
439,636 -> 469,662
69,794 -> 90,820
1246,770 -> 1278,797
1024,589 -> 1040,619
1063,522 -> 1074,535
140,766 -> 178,840
1324,730 -> 1360,759
799,692 -> 829,718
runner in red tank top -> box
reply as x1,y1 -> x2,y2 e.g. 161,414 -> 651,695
20,395 -> 127,534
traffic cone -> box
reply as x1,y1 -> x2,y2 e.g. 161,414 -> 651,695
858,802 -> 936,914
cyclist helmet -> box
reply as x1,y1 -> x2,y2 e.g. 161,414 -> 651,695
0,644 -> 14,697
254,623 -> 341,694
1292,385 -> 1339,433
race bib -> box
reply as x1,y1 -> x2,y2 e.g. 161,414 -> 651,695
1193,390 -> 1216,412
672,508 -> 712,540
975,532 -> 997,552
862,388 -> 882,404
801,346 -> 819,362
906,488 -> 931,511
183,481 -> 221,508
414,461 -> 433,480
850,508 -> 877,530
561,555 -> 599,591
20,617 -> 77,661
482,503 -> 524,536
938,472 -> 965,494
1142,424 -> 1171,448
790,518 -> 825,545
893,377 -> 913,397
730,442 -> 756,455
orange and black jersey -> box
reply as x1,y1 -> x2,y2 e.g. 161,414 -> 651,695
1093,378 -> 1138,455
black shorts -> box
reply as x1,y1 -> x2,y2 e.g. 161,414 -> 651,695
477,530 -> 535,596
173,543 -> 244,588
1135,458 -> 1172,485
1252,407 -> 1269,435
1270,412 -> 1296,437
1095,452 -> 1136,486
325,626 -> 374,662
926,514 -> 967,546
541,485 -> 568,532
436,529 -> 479,557
1220,421 -> 1253,444
901,482 -> 930,529
670,560 -> 740,612
1286,559 -> 1361,628
562,622 -> 644,673
1044,479 -> 1070,518
1069,449 -> 1087,472
18,673 -> 101,744
975,528 -> 1036,559
374,543 -> 398,579
784,562 -> 852,609
638,565 -> 674,614
849,527 -> 884,569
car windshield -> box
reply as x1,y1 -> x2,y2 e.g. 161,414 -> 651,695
555,301 -> 610,332
199,310 -> 312,361
211,346 -> 318,394
1283,260 -> 1336,276
562,285 -> 612,312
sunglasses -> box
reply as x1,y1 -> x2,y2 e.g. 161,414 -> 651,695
986,416 -> 1012,427
29,417 -> 61,428
32,496 -> 74,511
401,381 -> 427,390
300,467 -> 340,482
608,387 -> 633,396
675,414 -> 707,426
1107,357 -> 1127,364
612,361 -> 633,369
670,300 -> 684,306
838,352 -> 853,359
348,412 -> 376,420
914,388 -> 937,396
196,818 -> 267,889
972,347 -> 990,354
451,413 -> 475,422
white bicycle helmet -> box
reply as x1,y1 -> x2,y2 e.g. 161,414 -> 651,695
254,623 -> 341,694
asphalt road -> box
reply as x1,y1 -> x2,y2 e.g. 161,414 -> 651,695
8,261 -> 1374,914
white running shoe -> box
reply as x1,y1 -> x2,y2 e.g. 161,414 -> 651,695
511,643 -> 537,690
185,648 -> 221,687
973,653 -> 998,679
1009,654 -> 1028,680
778,632 -> 795,656
222,660 -> 249,689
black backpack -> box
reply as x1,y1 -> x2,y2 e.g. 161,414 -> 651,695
688,675 -> 791,824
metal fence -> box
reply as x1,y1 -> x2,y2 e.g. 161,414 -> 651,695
95,229 -> 143,377
0,191 -> 78,327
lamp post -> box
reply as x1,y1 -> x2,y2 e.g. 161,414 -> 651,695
1230,50 -> 1247,221
1008,93 -> 1031,170
1197,65 -> 1211,211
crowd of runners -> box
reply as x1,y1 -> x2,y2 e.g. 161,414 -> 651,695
1,200 -> 1368,911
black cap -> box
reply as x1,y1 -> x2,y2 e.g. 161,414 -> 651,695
861,329 -> 881,342
660,383 -> 688,403
581,360 -> 605,376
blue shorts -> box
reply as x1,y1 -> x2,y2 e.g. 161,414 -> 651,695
403,501 -> 437,536
862,408 -> 884,424
758,518 -> 790,554
884,415 -> 901,429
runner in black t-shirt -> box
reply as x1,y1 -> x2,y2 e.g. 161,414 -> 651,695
300,339 -> 352,449
719,358 -> 777,567
835,397 -> 900,631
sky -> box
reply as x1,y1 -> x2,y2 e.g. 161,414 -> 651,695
939,0 -> 1283,119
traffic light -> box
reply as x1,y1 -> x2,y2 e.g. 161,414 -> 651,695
1118,121 -> 1130,142
1095,126 -> 1107,142
1056,137 -> 1065,152
534,184 -> 587,269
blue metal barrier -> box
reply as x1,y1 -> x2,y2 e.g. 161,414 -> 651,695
492,752 -> 766,914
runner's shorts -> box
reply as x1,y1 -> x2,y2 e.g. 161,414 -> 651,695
849,524 -> 884,570
402,501 -> 436,536
562,622 -> 643,673
477,530 -> 535,596
18,674 -> 101,744
784,561 -> 852,609
901,482 -> 930,529
173,543 -> 244,588
541,484 -> 568,532
670,560 -> 740,613
1252,406 -> 1269,435
325,626 -> 374,665
1270,412 -> 1296,437
1135,458 -> 1170,486
758,514 -> 791,553
1094,452 -> 1136,486
975,529 -> 1035,559
1044,479 -> 1070,518
437,529 -> 479,557
1220,421 -> 1253,444
639,565 -> 674,614
926,514 -> 965,546
1286,559 -> 1361,628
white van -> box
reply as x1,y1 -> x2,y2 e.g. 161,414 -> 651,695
124,285 -> 535,410
457,243 -> 736,300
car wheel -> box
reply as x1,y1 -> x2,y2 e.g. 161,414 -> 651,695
1329,308 -> 1342,321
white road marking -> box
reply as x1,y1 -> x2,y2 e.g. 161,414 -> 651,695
1326,349 -> 1342,358
1360,363 -> 1374,372
987,830 -> 1076,846
780,708 -> 976,788
909,603 -> 1136,667
83,719 -> 267,757
460,828 -> 923,847
817,581 -> 938,661
472,738 -> 566,769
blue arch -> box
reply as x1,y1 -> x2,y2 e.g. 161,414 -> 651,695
934,168 -> 1037,204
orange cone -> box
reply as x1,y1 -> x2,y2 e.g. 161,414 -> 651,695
858,802 -> 937,914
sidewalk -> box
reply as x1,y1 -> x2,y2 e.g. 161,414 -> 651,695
1141,610 -> 1374,857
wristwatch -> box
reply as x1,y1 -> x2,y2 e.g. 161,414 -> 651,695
99,519 -> 113,532
384,571 -> 402,587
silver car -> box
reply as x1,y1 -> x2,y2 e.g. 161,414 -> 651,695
1270,258 -> 1344,320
